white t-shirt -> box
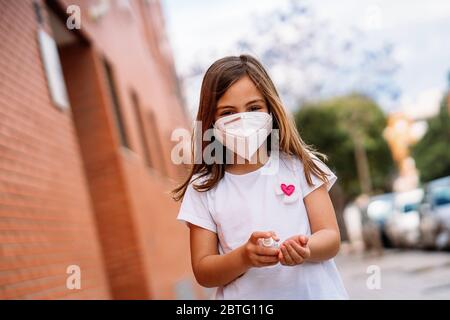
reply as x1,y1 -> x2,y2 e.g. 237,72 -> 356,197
177,152 -> 348,300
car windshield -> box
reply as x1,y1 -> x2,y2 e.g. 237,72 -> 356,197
402,203 -> 420,213
431,187 -> 450,207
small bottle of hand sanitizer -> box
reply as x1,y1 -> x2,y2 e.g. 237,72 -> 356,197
261,237 -> 279,248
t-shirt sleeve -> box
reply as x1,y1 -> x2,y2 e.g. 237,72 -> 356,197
298,157 -> 338,198
176,181 -> 217,233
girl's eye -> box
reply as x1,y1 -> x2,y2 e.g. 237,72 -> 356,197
219,111 -> 234,117
249,105 -> 262,111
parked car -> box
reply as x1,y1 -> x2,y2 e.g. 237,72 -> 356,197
366,193 -> 395,248
419,176 -> 450,250
384,188 -> 424,248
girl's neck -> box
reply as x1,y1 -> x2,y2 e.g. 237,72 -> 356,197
225,148 -> 270,175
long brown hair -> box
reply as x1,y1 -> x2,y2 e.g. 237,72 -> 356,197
172,54 -> 330,201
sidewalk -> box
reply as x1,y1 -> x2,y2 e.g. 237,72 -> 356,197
335,249 -> 450,299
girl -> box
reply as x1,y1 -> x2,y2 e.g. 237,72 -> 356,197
173,54 -> 348,299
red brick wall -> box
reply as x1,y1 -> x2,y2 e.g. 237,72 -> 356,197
121,152 -> 198,299
59,43 -> 152,299
54,0 -> 197,299
0,0 -> 111,299
1,0 -> 199,299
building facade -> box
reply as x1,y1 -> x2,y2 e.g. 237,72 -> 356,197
0,0 -> 197,299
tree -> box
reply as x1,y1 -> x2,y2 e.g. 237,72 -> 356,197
412,92 -> 450,182
182,0 -> 400,113
295,93 -> 395,201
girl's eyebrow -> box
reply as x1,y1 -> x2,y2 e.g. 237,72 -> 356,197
245,98 -> 265,106
216,105 -> 235,112
217,98 -> 265,109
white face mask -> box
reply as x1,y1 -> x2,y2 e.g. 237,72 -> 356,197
213,112 -> 273,161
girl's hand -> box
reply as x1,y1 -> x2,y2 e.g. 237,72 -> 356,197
241,231 -> 280,268
279,235 -> 311,266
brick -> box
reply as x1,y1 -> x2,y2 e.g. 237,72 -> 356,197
0,0 -> 195,300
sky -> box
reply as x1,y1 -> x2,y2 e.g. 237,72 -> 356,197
162,0 -> 450,120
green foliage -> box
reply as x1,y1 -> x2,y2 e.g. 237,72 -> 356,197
294,94 -> 394,200
412,93 -> 450,182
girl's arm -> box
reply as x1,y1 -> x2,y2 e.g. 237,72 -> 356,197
279,184 -> 342,265
189,224 -> 279,288
303,184 -> 341,262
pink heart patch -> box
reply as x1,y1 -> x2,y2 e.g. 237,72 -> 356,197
280,184 -> 295,196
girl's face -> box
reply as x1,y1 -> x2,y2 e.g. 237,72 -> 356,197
215,75 -> 269,122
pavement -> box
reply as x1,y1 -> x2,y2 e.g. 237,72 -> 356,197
335,248 -> 450,299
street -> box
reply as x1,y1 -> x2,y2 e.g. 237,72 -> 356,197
335,249 -> 450,299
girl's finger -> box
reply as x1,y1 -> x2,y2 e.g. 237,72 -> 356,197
250,231 -> 273,244
257,255 -> 279,264
269,231 -> 280,242
278,252 -> 288,265
285,241 -> 303,264
280,245 -> 294,265
291,241 -> 308,257
299,235 -> 309,246
255,246 -> 279,256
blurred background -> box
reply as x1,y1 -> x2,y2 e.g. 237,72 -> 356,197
0,0 -> 449,299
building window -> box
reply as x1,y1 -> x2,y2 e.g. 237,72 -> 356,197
37,29 -> 71,110
130,91 -> 152,167
147,110 -> 167,175
102,59 -> 130,149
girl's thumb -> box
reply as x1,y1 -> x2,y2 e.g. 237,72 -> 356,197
299,235 -> 308,245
